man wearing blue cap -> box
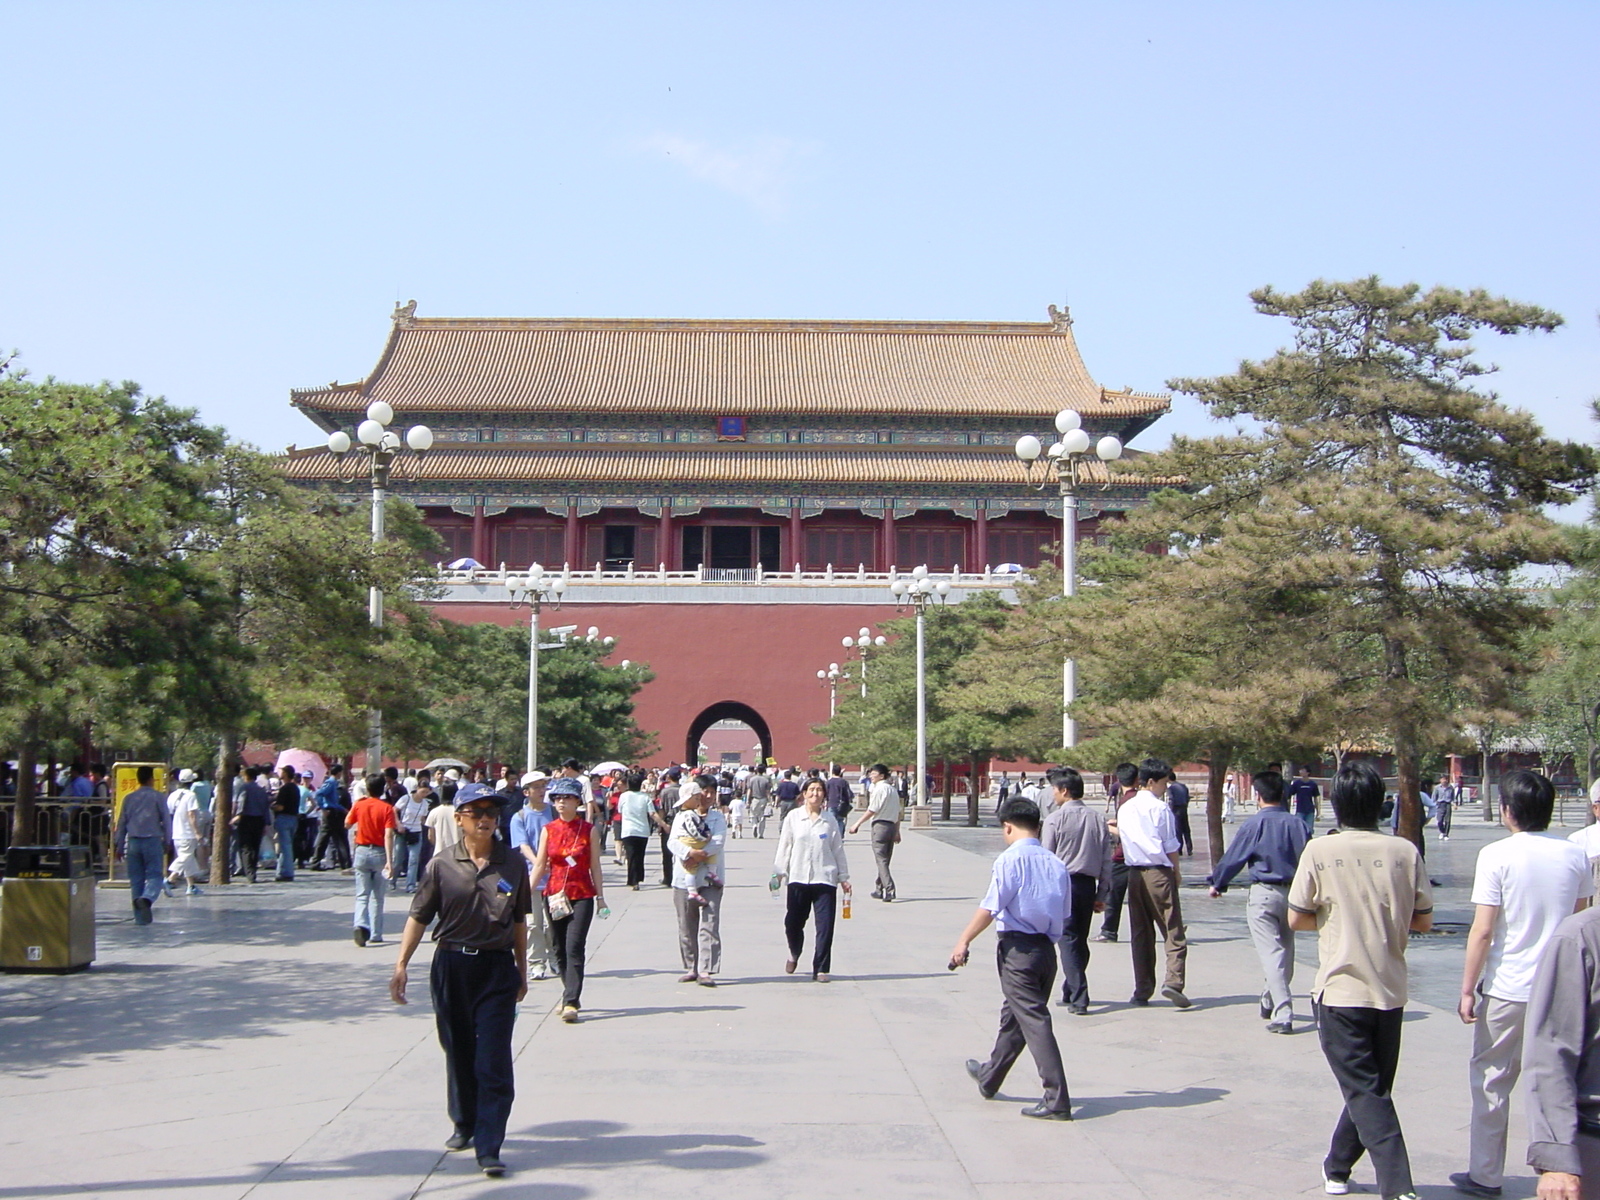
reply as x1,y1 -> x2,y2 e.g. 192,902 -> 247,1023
391,781 -> 532,1178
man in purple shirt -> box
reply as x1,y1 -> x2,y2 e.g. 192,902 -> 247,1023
952,797 -> 1075,1120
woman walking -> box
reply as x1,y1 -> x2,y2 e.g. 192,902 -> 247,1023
528,777 -> 607,1022
774,778 -> 852,982
618,770 -> 654,890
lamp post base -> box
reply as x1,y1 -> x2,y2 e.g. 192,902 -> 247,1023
908,805 -> 933,829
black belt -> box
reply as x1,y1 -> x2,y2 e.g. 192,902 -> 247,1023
1131,863 -> 1172,870
439,942 -> 511,956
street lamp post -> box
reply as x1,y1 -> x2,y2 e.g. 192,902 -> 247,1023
1014,409 -> 1122,750
890,566 -> 949,810
841,628 -> 887,696
816,662 -> 841,717
327,401 -> 433,769
505,566 -> 570,774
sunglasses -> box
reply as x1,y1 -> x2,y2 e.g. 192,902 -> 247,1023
459,806 -> 499,820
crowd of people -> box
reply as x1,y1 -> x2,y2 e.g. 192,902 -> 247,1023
96,749 -> 1600,1197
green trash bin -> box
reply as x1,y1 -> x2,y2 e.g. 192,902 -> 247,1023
0,846 -> 96,973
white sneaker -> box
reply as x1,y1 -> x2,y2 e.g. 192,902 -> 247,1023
1323,1175 -> 1350,1196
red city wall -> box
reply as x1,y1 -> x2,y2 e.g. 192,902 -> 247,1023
435,602 -> 903,768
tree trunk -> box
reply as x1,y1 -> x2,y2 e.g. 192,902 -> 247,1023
966,752 -> 980,827
1206,748 -> 1230,873
1394,732 -> 1424,852
12,721 -> 38,846
1480,739 -> 1495,821
209,735 -> 239,886
939,758 -> 951,821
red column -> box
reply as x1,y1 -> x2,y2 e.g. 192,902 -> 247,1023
472,504 -> 488,566
659,511 -> 674,571
974,508 -> 988,572
563,512 -> 580,568
789,508 -> 804,570
882,510 -> 896,571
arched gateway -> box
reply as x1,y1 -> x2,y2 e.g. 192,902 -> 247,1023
686,702 -> 772,768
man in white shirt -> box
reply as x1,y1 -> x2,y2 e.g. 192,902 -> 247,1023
1452,769 -> 1594,1199
1568,789 -> 1600,899
1111,758 -> 1190,1008
670,783 -> 728,985
165,769 -> 206,895
849,763 -> 902,902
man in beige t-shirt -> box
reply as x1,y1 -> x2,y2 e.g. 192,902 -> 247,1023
1288,763 -> 1432,1200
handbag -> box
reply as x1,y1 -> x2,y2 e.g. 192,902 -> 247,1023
547,891 -> 573,920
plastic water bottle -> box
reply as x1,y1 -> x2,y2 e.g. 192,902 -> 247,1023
768,872 -> 782,894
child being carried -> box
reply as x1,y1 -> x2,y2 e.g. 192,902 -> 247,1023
677,808 -> 721,905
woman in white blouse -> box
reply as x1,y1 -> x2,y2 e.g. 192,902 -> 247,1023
773,779 -> 852,982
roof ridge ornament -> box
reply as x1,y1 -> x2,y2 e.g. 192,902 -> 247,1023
392,299 -> 418,327
1047,303 -> 1073,333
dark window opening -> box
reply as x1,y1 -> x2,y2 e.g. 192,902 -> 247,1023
709,526 -> 752,569
603,525 -> 636,571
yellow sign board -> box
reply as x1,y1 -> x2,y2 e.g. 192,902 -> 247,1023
111,762 -> 168,831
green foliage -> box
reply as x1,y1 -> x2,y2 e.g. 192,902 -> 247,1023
815,592 -> 1037,771
432,621 -> 657,768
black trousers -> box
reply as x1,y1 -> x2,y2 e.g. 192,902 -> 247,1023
550,896 -> 595,1009
295,813 -> 318,865
975,931 -> 1071,1112
234,815 -> 266,877
1172,805 -> 1193,856
622,835 -> 649,886
1057,872 -> 1099,1007
1099,860 -> 1129,937
430,947 -> 518,1161
657,828 -> 673,884
1317,1003 -> 1412,1199
784,882 -> 837,974
314,810 -> 350,868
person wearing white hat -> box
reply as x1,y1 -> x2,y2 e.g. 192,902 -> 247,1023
166,769 -> 206,895
510,772 -> 557,980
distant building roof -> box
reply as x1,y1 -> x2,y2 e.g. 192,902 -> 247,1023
291,305 -> 1169,425
281,444 -> 1177,489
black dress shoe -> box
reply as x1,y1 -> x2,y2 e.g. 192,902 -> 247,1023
1069,1003 -> 1089,1016
1020,1102 -> 1073,1121
965,1059 -> 997,1099
1128,995 -> 1149,1006
477,1156 -> 506,1177
445,1132 -> 472,1152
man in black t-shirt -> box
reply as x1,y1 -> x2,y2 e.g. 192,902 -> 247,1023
825,765 -> 854,832
774,771 -> 802,824
654,771 -> 681,886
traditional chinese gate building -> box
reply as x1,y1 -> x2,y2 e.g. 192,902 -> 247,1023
282,304 -> 1170,768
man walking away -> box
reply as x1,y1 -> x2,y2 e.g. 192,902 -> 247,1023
1207,769 -> 1308,1033
346,773 -> 398,946
115,765 -> 169,924
1094,763 -> 1138,943
825,765 -> 854,836
1288,761 -> 1432,1200
313,764 -> 351,870
1452,769 -> 1594,1199
1522,900 -> 1600,1200
1167,773 -> 1193,857
165,770 -> 206,895
954,797 -> 1075,1120
747,765 -> 773,838
1040,766 -> 1111,1014
1115,758 -> 1190,1008
850,764 -> 902,902
232,767 -> 273,883
271,765 -> 301,881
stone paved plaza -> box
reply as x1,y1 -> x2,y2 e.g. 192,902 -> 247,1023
0,805 -> 1582,1200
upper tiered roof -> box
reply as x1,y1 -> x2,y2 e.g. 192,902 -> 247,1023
291,304 -> 1169,427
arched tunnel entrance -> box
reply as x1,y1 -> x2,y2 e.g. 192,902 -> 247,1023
685,702 -> 773,767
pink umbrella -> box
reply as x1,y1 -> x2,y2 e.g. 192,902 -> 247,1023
274,748 -> 328,789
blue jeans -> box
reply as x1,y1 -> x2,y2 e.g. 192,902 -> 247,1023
352,844 -> 388,939
393,830 -> 421,890
273,816 -> 300,879
125,836 -> 166,907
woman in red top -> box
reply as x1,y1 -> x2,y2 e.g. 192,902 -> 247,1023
529,778 -> 607,1021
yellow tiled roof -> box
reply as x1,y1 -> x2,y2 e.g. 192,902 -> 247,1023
291,314 -> 1169,419
281,445 -> 1174,488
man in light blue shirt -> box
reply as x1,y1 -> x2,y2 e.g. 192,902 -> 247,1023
952,797 -> 1074,1120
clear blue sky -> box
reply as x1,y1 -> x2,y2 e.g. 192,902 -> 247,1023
3,1 -> 1596,462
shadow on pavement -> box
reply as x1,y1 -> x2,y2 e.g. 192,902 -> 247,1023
575,1003 -> 743,1022
0,1148 -> 459,1198
1070,1085 -> 1229,1119
507,1121 -> 766,1170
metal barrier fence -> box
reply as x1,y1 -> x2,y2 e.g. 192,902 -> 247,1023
0,801 -> 112,875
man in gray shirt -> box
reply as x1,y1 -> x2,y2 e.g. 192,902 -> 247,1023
1523,904 -> 1600,1200
1040,766 -> 1112,1014
114,765 -> 169,925
746,766 -> 774,839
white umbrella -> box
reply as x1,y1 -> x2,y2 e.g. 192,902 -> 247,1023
424,757 -> 471,772
591,760 -> 627,774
